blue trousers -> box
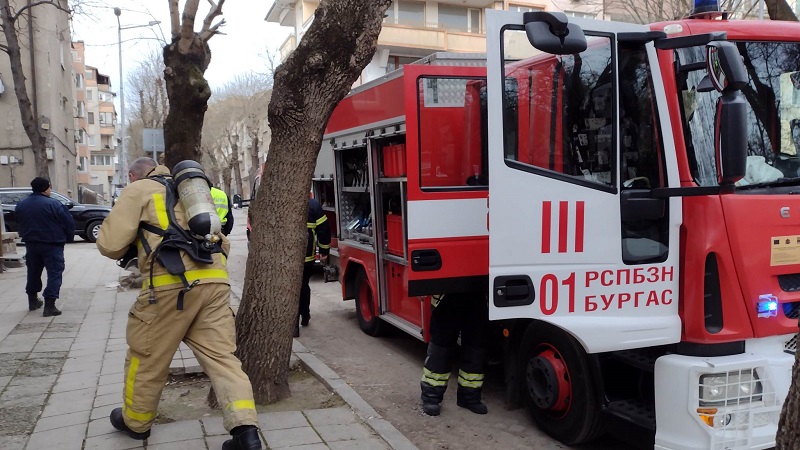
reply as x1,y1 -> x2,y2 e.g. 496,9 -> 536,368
25,242 -> 65,300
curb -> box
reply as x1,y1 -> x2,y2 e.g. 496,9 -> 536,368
292,340 -> 419,450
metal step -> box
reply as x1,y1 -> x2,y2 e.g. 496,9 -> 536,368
605,398 -> 656,431
610,348 -> 661,373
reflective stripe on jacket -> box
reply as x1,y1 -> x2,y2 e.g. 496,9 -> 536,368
210,187 -> 229,224
96,165 -> 230,292
305,198 -> 331,263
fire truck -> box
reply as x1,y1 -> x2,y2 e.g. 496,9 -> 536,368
311,3 -> 800,449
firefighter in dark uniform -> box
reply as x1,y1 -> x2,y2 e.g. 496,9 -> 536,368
420,292 -> 489,416
296,197 -> 331,337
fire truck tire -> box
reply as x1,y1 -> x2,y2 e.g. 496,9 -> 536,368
354,269 -> 384,337
519,321 -> 604,445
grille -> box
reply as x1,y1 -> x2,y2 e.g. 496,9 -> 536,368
778,273 -> 800,292
783,302 -> 800,320
786,334 -> 798,355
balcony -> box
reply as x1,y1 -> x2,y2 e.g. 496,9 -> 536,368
279,34 -> 296,62
377,23 -> 486,55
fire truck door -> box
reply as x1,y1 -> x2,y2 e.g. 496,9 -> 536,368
485,11 -> 682,353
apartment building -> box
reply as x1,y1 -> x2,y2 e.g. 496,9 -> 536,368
72,42 -> 119,205
0,0 -> 76,194
265,1 -> 600,84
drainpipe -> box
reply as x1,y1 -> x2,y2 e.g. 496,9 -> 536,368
28,0 -> 43,181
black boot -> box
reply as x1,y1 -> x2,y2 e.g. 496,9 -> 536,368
27,294 -> 43,311
300,313 -> 310,326
457,385 -> 488,414
222,425 -> 263,450
420,342 -> 452,416
109,407 -> 150,440
42,298 -> 61,317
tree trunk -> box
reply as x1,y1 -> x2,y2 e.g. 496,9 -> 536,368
222,167 -> 232,197
778,339 -> 800,448
162,36 -> 211,169
236,0 -> 392,404
232,146 -> 244,197
0,0 -> 49,178
249,133 -> 261,193
764,0 -> 798,20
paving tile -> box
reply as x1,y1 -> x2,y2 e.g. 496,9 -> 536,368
51,374 -> 98,394
25,423 -> 85,450
328,438 -> 391,450
315,423 -> 373,442
201,415 -> 227,436
147,420 -> 204,445
93,391 -> 119,408
205,434 -> 230,449
99,372 -> 124,386
0,375 -> 11,390
90,403 -> 117,421
281,445 -> 330,450
86,416 -> 117,438
83,432 -> 146,449
32,338 -> 73,353
264,426 -> 322,448
96,381 -> 123,397
258,411 -> 308,431
33,409 -> 90,433
146,438 -> 208,449
0,434 -> 27,450
42,388 -> 95,417
305,407 -> 358,426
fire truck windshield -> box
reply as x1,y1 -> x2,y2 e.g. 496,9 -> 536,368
677,42 -> 800,188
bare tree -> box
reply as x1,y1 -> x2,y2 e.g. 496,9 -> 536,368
126,48 -> 168,161
236,0 -> 392,404
0,0 -> 72,178
162,0 -> 225,168
764,0 -> 798,21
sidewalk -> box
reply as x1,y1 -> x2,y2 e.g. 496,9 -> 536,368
0,242 -> 417,450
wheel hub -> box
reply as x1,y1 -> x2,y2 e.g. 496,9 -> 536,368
526,347 -> 571,414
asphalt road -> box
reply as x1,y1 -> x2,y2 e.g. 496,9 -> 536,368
226,208 -> 638,450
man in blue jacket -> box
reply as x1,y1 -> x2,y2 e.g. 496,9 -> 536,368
16,177 -> 74,316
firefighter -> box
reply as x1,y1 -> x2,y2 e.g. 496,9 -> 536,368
296,198 -> 331,337
96,157 -> 262,450
210,185 -> 234,236
420,292 -> 489,416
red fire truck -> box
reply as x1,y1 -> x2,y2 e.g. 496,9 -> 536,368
313,4 -> 800,449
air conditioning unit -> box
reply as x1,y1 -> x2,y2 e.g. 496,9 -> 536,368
45,148 -> 54,160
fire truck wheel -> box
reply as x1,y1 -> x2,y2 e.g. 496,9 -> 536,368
519,321 -> 604,445
354,269 -> 384,337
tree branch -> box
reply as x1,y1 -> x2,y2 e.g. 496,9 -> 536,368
168,0 -> 180,39
199,19 -> 225,40
180,0 -> 200,46
11,0 -> 70,22
200,0 -> 225,35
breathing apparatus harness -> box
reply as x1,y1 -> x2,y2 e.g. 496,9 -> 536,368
137,161 -> 225,310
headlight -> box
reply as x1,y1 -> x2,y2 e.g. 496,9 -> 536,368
699,370 -> 763,407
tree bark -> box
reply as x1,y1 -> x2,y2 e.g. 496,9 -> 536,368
162,36 -> 212,169
232,144 -> 243,197
765,0 -> 798,21
0,0 -> 48,178
236,0 -> 392,404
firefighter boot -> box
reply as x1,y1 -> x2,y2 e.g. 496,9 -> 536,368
42,298 -> 61,317
109,407 -> 150,440
457,385 -> 488,415
28,294 -> 43,311
222,425 -> 263,450
420,342 -> 452,416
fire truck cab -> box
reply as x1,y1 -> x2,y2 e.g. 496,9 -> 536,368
320,5 -> 800,450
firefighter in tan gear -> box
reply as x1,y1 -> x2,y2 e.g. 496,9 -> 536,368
96,157 -> 262,450
420,292 -> 489,416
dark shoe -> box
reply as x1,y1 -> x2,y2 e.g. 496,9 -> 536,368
27,294 -> 43,311
222,426 -> 263,450
109,407 -> 150,440
422,402 -> 441,416
42,298 -> 61,317
293,324 -> 300,338
457,399 -> 488,414
300,314 -> 310,326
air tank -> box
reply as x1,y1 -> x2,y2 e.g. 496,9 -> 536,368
171,160 -> 221,242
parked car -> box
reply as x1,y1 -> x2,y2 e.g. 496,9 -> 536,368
0,187 -> 111,243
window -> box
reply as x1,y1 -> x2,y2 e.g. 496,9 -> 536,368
99,112 -> 114,126
86,89 -> 93,101
91,155 -> 113,166
502,34 -> 616,189
76,101 -> 85,118
87,112 -> 94,124
76,129 -> 86,144
75,73 -> 84,89
85,70 -> 93,80
509,4 -> 543,13
79,157 -> 88,172
0,192 -> 30,205
386,55 -> 419,73
438,4 -> 468,32
88,134 -> 96,147
385,1 -> 425,27
565,11 -> 597,19
418,77 -> 488,189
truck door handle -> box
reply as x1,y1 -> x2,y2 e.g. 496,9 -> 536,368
493,275 -> 535,307
411,249 -> 442,271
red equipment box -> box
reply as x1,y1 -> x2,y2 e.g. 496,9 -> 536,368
383,144 -> 406,177
386,213 -> 404,256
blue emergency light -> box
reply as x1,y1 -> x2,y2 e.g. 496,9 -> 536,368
691,0 -> 720,15
757,294 -> 779,318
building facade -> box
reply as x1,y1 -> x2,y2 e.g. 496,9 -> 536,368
0,0 -> 76,195
72,41 -> 119,205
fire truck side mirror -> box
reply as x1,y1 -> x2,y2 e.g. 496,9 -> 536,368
705,42 -> 747,93
715,91 -> 747,185
523,11 -> 587,55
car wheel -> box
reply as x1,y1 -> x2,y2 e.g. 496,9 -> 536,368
354,269 -> 383,337
84,220 -> 103,243
520,321 -> 605,445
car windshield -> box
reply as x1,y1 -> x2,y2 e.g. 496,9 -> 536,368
677,41 -> 800,188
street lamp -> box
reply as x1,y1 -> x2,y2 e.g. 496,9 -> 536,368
114,7 -> 160,185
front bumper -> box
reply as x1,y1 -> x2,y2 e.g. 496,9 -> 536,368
653,335 -> 794,450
